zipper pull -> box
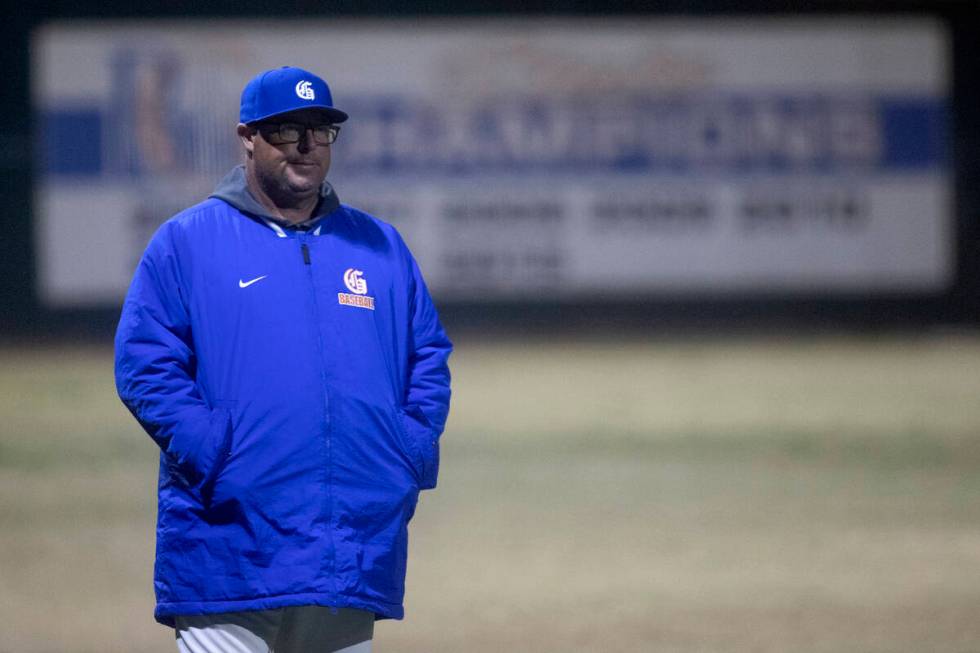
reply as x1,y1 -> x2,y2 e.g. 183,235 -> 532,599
301,243 -> 311,265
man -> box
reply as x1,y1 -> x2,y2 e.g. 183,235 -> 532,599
114,66 -> 452,653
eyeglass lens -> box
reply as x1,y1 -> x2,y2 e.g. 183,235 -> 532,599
266,123 -> 339,145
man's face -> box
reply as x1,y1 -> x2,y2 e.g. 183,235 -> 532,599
238,108 -> 336,209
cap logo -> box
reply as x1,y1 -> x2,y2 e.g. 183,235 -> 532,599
295,80 -> 315,101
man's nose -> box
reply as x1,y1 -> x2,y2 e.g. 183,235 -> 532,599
296,128 -> 314,152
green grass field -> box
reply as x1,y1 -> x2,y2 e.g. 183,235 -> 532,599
2,335 -> 979,652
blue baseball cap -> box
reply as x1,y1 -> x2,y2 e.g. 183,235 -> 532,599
240,66 -> 349,124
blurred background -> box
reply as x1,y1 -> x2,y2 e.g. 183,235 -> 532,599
1,1 -> 979,652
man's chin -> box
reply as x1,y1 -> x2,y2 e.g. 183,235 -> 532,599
284,172 -> 323,196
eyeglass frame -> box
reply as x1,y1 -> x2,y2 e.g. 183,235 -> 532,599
253,121 -> 341,146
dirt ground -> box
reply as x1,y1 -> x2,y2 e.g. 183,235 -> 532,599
1,335 -> 979,652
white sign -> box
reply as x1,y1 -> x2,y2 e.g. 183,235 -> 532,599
33,18 -> 952,306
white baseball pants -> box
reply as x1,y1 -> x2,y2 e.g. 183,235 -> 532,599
175,606 -> 374,653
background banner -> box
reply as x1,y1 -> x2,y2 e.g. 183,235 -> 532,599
33,18 -> 951,306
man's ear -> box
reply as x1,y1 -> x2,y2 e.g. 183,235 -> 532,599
237,123 -> 255,157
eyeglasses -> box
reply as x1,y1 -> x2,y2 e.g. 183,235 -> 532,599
257,122 -> 340,146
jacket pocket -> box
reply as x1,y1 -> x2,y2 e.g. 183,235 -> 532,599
197,401 -> 236,504
164,400 -> 235,503
396,405 -> 439,490
392,405 -> 424,486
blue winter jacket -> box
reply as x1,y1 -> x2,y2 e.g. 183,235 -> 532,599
114,166 -> 452,626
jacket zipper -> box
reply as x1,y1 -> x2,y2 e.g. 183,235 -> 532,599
299,236 -> 336,590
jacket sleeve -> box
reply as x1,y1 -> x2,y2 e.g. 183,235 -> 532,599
114,223 -> 231,498
400,253 -> 453,490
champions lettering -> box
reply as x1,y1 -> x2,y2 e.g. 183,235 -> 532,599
338,292 -> 376,310
339,93 -> 946,174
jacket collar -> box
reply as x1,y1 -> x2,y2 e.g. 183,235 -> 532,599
209,165 -> 341,236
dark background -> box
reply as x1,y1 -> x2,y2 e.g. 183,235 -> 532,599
2,0 -> 977,339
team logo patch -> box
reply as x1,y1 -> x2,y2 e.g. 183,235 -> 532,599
295,80 -> 315,100
339,268 -> 375,310
343,268 -> 368,295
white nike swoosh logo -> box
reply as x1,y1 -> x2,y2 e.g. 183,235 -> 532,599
238,275 -> 268,288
